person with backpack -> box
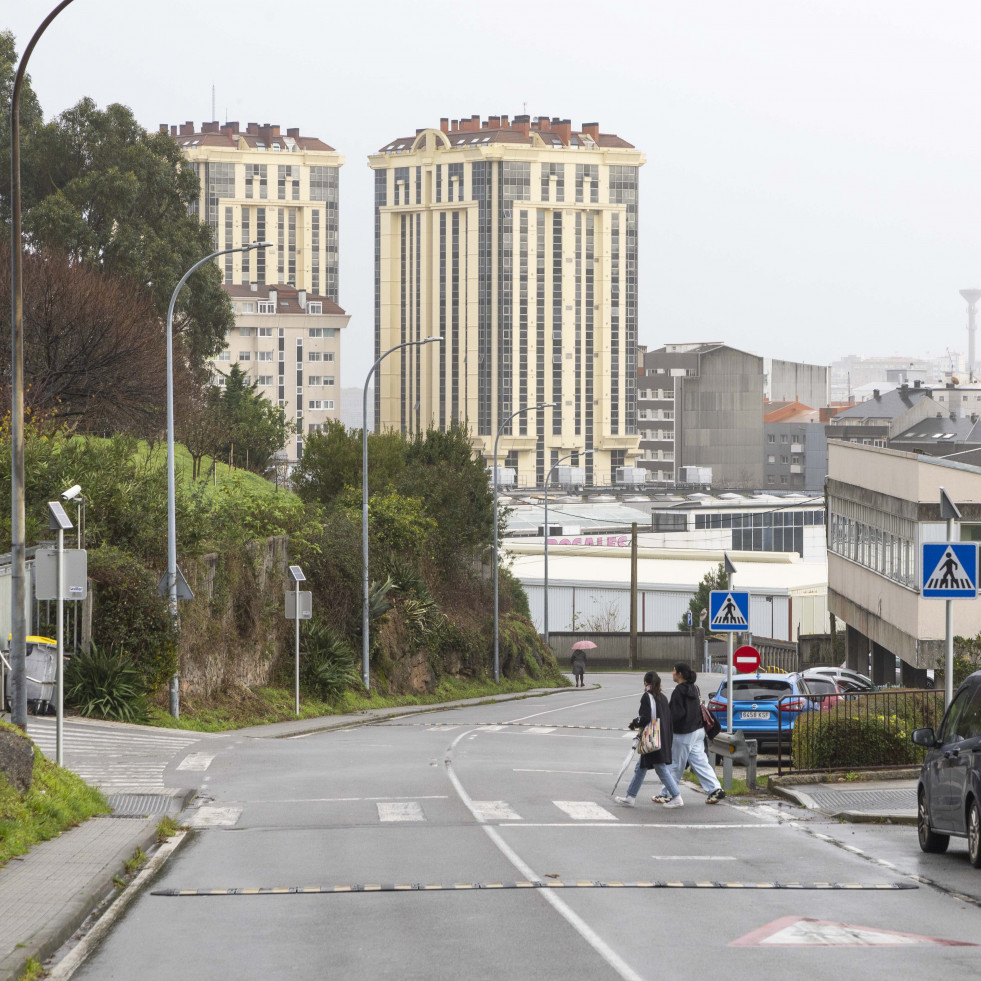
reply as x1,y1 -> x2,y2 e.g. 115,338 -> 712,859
651,662 -> 725,805
614,671 -> 683,808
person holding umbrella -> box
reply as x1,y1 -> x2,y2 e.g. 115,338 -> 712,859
570,640 -> 594,687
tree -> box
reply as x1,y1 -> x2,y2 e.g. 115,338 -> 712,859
0,31 -> 43,228
678,561 -> 727,632
0,243 -> 175,435
1,67 -> 235,367
208,364 -> 295,474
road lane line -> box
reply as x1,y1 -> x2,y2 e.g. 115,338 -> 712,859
445,728 -> 645,981
513,769 -> 611,775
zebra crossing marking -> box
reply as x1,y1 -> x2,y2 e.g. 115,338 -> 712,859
553,801 -> 617,821
472,801 -> 522,821
377,801 -> 425,822
177,753 -> 216,771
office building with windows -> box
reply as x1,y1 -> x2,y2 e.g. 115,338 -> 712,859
165,120 -> 348,460
368,114 -> 644,487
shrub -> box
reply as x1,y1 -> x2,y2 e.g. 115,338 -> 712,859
299,619 -> 361,701
65,642 -> 148,722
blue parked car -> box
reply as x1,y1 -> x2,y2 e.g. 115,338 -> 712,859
912,669 -> 981,866
708,672 -> 815,750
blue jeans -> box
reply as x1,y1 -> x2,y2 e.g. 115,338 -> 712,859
625,758 -> 680,799
658,729 -> 721,795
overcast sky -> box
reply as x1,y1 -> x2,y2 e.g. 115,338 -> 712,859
9,1 -> 981,386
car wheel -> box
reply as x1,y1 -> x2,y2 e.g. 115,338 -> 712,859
968,800 -> 981,869
918,789 -> 949,854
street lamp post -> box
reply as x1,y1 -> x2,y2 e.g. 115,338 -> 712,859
9,0 -> 78,728
543,450 -> 591,649
166,242 -> 271,718
493,402 -> 557,682
361,337 -> 443,691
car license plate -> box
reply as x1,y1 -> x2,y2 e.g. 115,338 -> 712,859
740,711 -> 769,720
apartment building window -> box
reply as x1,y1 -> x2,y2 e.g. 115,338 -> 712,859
238,302 -> 255,314
258,375 -> 273,386
215,377 -> 227,388
238,352 -> 251,361
258,301 -> 274,314
323,352 -> 335,362
238,328 -> 254,337
308,327 -> 335,338
324,376 -> 335,386
216,351 -> 230,362
308,352 -> 322,362
258,327 -> 272,337
307,302 -> 323,314
309,423 -> 322,433
308,376 -> 322,387
257,351 -> 273,362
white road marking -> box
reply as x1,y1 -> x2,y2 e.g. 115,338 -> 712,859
377,801 -> 425,822
506,823 -> 786,829
444,730 -> 645,981
472,801 -> 522,821
650,855 -> 736,860
247,795 -> 449,804
553,801 -> 617,821
523,727 -> 556,735
185,806 -> 242,828
513,769 -> 611,775
477,725 -> 505,731
177,753 -> 215,771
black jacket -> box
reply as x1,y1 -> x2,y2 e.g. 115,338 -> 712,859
669,681 -> 703,735
631,689 -> 673,768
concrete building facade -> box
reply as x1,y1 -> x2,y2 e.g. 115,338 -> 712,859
637,343 -> 764,489
368,114 -> 644,488
766,358 -> 829,409
165,120 -> 348,462
827,441 -> 981,685
764,402 -> 827,493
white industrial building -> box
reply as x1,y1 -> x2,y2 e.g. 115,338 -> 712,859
506,543 -> 829,642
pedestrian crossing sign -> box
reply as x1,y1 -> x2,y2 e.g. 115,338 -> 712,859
922,542 -> 978,599
709,590 -> 750,631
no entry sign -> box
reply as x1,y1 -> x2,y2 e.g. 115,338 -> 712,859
733,645 -> 761,673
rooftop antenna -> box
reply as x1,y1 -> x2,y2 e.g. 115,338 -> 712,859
211,84 -> 215,122
959,289 -> 981,382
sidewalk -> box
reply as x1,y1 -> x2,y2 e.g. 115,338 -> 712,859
0,683 -> 584,981
769,771 -> 919,824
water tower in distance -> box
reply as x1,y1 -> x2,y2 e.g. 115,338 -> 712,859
960,289 -> 981,381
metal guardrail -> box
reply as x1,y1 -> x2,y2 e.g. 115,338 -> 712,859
776,688 -> 944,775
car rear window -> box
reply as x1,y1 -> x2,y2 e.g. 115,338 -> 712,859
721,681 -> 793,700
804,679 -> 837,694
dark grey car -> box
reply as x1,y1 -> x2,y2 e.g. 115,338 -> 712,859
912,670 -> 981,866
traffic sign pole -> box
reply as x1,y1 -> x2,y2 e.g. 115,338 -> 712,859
726,565 -> 734,736
943,490 -> 959,708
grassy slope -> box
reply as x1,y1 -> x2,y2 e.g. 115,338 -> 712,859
0,722 -> 108,869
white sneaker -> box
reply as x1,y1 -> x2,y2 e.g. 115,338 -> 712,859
614,795 -> 636,807
662,796 -> 684,808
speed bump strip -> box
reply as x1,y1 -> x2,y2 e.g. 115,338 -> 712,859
152,881 -> 918,897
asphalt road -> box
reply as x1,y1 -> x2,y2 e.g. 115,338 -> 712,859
62,674 -> 981,980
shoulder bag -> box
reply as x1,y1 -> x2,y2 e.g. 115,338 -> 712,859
637,693 -> 662,754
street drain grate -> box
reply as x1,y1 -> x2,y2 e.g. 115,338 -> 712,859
108,794 -> 180,817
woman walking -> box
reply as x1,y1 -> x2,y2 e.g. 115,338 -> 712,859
652,663 -> 725,805
614,671 -> 683,808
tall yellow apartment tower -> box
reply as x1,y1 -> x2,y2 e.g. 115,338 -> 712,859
164,120 -> 349,461
368,114 -> 643,487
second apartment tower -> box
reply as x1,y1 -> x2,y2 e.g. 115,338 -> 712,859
369,114 -> 644,487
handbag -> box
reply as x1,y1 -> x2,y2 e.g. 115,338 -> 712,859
700,702 -> 721,740
637,693 -> 662,754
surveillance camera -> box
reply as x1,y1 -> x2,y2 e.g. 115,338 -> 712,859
62,485 -> 82,501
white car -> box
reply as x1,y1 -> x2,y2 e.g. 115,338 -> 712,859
803,666 -> 876,693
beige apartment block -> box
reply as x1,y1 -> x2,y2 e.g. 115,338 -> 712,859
221,285 -> 350,461
368,114 -> 644,488
164,120 -> 348,462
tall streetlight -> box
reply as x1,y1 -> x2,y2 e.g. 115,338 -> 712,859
9,0 -> 79,728
543,449 -> 592,649
362,336 -> 443,691
493,402 -> 558,682
166,242 -> 271,718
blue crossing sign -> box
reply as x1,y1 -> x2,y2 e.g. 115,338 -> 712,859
709,590 -> 750,631
922,542 -> 978,599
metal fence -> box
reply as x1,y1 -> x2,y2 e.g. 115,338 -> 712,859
774,688 -> 944,775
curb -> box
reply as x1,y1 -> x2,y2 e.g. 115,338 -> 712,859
767,778 -> 917,825
0,789 -> 196,981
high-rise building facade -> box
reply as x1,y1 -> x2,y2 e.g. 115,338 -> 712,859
368,114 -> 643,487
164,120 -> 348,461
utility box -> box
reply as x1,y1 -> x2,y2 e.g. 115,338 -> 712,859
487,467 -> 516,488
554,466 -> 585,492
615,467 -> 647,488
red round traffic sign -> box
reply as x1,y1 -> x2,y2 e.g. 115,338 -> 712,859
733,645 -> 761,673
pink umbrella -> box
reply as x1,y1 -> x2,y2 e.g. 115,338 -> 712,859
571,640 -> 597,651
